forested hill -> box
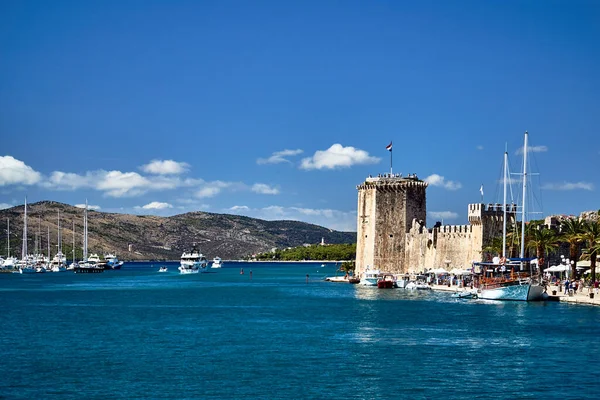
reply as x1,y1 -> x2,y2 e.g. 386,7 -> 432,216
0,201 -> 356,260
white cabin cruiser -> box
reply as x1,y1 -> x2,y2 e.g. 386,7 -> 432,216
179,244 -> 208,274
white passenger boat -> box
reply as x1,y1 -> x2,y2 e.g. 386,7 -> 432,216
179,244 -> 208,274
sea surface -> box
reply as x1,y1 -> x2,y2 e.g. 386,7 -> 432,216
1,261 -> 599,399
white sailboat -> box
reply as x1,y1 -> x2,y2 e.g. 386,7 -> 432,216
67,220 -> 77,270
51,211 -> 67,272
18,198 -> 35,274
74,200 -> 103,273
2,218 -> 17,270
477,131 -> 545,301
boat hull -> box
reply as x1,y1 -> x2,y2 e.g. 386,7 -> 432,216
479,282 -> 545,301
178,267 -> 201,274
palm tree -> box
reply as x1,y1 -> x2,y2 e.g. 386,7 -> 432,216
579,220 -> 600,284
526,224 -> 559,269
560,217 -> 585,279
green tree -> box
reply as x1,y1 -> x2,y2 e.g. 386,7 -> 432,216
578,220 -> 600,284
560,217 -> 585,279
525,223 -> 559,269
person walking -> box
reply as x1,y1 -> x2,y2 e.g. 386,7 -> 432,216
564,278 -> 570,295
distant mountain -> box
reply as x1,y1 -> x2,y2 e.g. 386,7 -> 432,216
0,201 -> 356,260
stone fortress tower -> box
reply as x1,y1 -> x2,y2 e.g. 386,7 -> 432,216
355,174 -> 428,276
355,173 -> 516,278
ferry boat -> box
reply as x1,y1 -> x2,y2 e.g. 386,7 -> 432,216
179,244 -> 208,274
211,257 -> 223,268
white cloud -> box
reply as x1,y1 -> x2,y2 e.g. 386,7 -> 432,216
75,204 -> 101,210
300,144 -> 380,170
516,145 -> 548,155
140,201 -> 173,210
0,203 -> 13,210
429,211 -> 459,220
252,183 -> 279,195
194,181 -> 241,198
257,149 -> 303,165
140,160 -> 190,175
541,182 -> 594,191
43,169 -> 202,198
476,145 -> 484,151
424,174 -> 462,191
0,156 -> 42,186
229,205 -> 249,211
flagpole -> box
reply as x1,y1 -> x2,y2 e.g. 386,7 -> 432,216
390,146 -> 393,175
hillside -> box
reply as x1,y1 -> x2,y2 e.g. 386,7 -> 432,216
0,201 -> 356,261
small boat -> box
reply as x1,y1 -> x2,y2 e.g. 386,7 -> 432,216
359,266 -> 380,286
158,266 -> 168,273
451,291 -> 477,299
211,257 -> 223,269
405,276 -> 431,290
377,274 -> 397,289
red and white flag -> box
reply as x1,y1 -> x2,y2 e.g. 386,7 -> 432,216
385,142 -> 392,151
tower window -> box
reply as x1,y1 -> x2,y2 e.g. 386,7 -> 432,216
389,234 -> 393,238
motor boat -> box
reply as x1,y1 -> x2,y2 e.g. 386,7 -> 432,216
158,266 -> 168,273
211,257 -> 223,269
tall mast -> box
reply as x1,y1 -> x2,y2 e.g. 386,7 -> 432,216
57,210 -> 61,254
47,225 -> 50,262
22,198 -> 27,259
6,218 -> 9,257
83,199 -> 88,262
520,131 -> 528,259
72,220 -> 76,263
502,147 -> 508,258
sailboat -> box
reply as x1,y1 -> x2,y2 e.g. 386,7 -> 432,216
67,220 -> 78,270
74,200 -> 103,273
476,131 -> 545,301
51,211 -> 67,272
18,198 -> 35,274
2,218 -> 17,270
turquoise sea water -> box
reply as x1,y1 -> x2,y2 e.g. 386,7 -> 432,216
1,261 -> 599,399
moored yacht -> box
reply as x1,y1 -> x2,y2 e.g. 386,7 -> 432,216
50,251 -> 67,272
179,244 -> 208,274
102,253 -> 123,270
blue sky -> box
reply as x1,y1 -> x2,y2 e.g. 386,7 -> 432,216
1,0 -> 599,232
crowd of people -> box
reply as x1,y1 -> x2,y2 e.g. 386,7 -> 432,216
549,275 -> 600,295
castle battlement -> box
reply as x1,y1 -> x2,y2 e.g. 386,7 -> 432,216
437,224 -> 473,234
357,175 -> 428,191
468,202 -> 517,224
